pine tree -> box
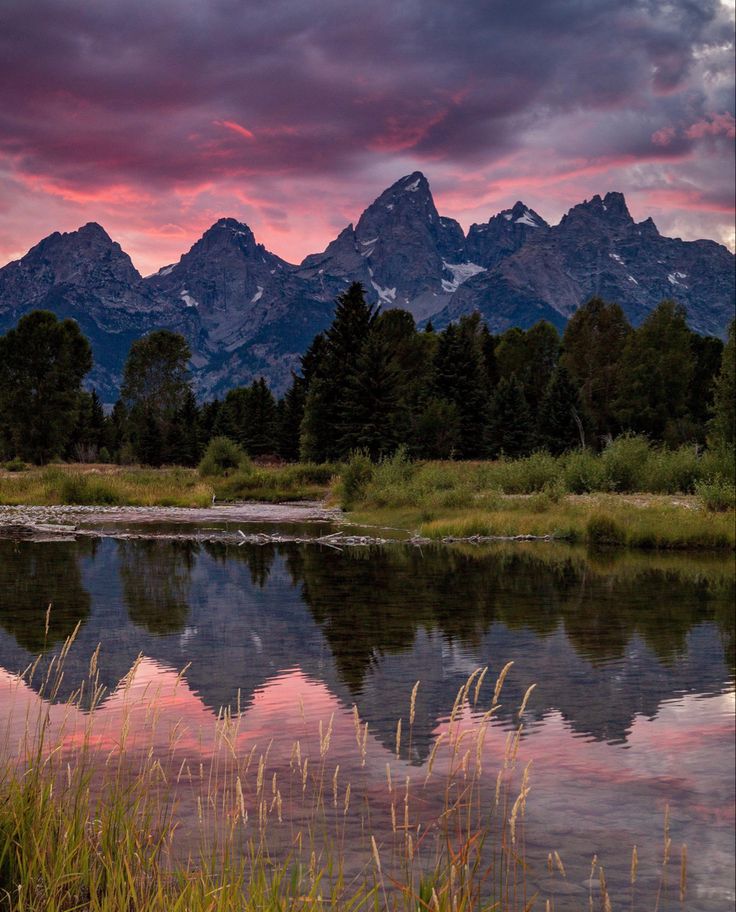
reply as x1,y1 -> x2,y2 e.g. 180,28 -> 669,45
277,375 -> 307,461
537,365 -> 584,454
121,330 -> 193,464
487,374 -> 534,457
0,310 -> 92,463
709,319 -> 735,448
168,389 -> 202,466
300,283 -> 375,461
242,378 -> 278,455
413,398 -> 461,458
561,298 -> 631,443
339,330 -> 403,459
433,314 -> 489,458
614,300 -> 695,443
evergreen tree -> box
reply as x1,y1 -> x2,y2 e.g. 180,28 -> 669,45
198,399 -> 222,449
433,314 -> 490,458
168,389 -> 202,466
0,310 -> 92,463
300,283 -> 376,461
561,298 -> 631,443
121,330 -> 193,464
339,330 -> 403,459
277,375 -> 307,461
709,319 -> 735,448
242,378 -> 278,455
107,400 -> 131,461
689,333 -> 724,441
537,365 -> 584,454
413,398 -> 461,459
487,373 -> 534,457
614,300 -> 695,443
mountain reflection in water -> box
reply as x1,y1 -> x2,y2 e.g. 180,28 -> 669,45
0,538 -> 733,910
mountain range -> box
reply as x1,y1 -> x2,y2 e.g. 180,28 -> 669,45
0,172 -> 733,401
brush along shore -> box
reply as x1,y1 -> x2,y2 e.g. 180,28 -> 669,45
0,438 -> 734,551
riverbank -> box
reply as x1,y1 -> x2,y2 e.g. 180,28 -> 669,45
348,492 -> 735,550
1,452 -> 734,550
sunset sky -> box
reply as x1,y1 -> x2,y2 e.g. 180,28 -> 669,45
1,0 -> 734,276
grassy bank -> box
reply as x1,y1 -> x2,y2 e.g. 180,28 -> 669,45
0,462 -> 336,508
0,639 -> 681,911
339,442 -> 736,551
1,435 -> 734,550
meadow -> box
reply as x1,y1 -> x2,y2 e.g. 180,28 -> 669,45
1,435 -> 734,550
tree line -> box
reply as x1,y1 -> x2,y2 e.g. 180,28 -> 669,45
0,284 -> 733,466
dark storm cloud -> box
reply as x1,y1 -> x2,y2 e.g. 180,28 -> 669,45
0,0 -> 733,270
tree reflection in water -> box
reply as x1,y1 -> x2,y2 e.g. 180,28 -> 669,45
0,540 -> 92,652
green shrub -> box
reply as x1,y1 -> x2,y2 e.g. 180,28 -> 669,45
586,512 -> 627,546
600,435 -> 652,492
57,473 -> 120,505
3,457 -> 27,472
496,452 -> 559,494
696,478 -> 736,512
337,451 -> 375,509
642,445 -> 699,493
700,445 -> 736,486
562,449 -> 605,493
198,437 -> 250,477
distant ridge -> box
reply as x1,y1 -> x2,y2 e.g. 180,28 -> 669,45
1,175 -> 733,400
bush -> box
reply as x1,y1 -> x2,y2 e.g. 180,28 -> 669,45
496,452 -> 559,494
600,435 -> 652,492
56,473 -> 120,505
700,445 -> 736,486
3,458 -> 27,472
642,445 -> 700,493
562,449 -> 605,493
585,512 -> 627,546
337,452 -> 375,509
696,478 -> 736,512
198,437 -> 250,477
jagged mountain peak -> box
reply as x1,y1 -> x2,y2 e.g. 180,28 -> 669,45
357,171 -> 437,232
563,191 -> 633,228
76,221 -> 113,240
465,200 -> 548,269
194,217 -> 260,252
15,220 -> 141,287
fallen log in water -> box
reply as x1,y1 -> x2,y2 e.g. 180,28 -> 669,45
0,522 -> 78,539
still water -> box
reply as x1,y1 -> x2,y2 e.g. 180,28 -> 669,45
0,536 -> 733,909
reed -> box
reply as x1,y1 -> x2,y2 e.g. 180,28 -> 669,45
0,632 -> 687,910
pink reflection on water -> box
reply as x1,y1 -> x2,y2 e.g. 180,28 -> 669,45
0,659 -> 733,910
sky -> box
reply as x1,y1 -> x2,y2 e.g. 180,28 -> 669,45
0,0 -> 734,276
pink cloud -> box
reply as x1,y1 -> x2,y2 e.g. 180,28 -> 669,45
685,112 -> 736,140
215,119 -> 256,141
652,126 -> 677,146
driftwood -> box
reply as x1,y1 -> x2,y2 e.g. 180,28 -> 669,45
0,522 -> 78,539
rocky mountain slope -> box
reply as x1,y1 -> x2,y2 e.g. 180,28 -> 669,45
432,192 -> 734,336
0,176 -> 733,401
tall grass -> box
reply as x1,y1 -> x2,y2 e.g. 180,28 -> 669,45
0,632 -> 685,911
0,465 -> 215,508
339,439 -> 736,550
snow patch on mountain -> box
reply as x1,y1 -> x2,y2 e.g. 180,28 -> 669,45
515,209 -> 541,228
441,260 -> 486,293
180,289 -> 199,308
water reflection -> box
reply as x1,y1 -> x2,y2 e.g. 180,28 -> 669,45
0,540 -> 92,652
0,539 -> 731,747
0,537 -> 733,911
120,540 -> 198,634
